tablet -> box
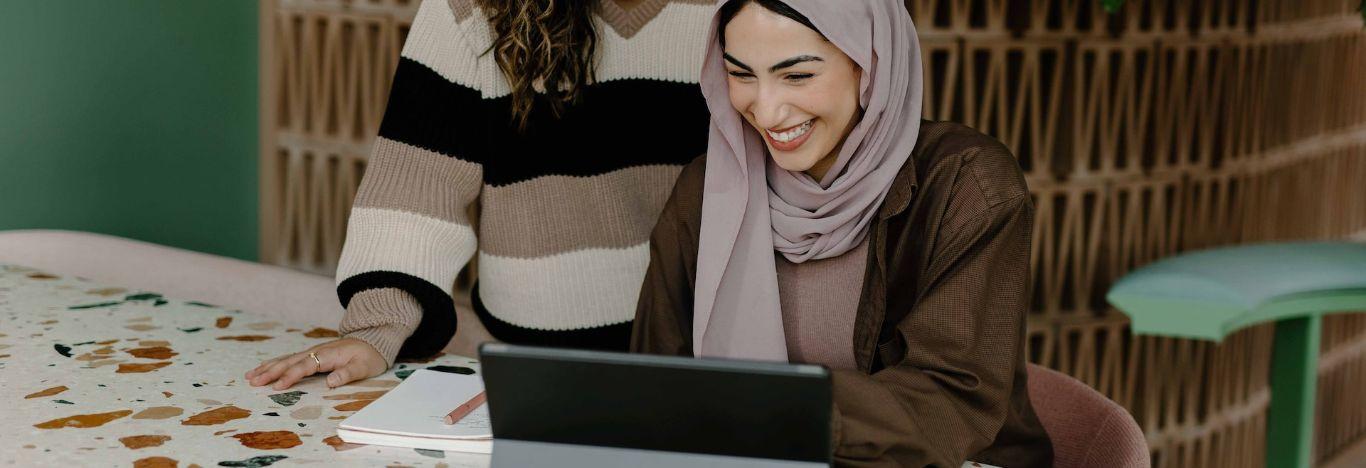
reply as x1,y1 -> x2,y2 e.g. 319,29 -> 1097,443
479,343 -> 832,467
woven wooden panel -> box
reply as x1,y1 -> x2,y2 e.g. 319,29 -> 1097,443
259,0 -> 1366,464
259,0 -> 417,272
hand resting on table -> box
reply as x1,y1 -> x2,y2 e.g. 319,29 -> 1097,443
246,337 -> 387,390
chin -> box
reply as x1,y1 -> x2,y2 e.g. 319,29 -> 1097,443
766,148 -> 819,173
768,140 -> 833,173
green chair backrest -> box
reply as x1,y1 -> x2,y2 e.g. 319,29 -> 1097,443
1106,242 -> 1366,341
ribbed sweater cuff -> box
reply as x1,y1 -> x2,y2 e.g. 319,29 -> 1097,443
340,288 -> 424,368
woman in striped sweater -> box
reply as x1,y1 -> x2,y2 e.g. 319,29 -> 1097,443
248,0 -> 715,390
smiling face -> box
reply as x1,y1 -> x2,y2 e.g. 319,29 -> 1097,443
721,3 -> 862,181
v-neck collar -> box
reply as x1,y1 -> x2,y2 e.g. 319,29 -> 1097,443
597,0 -> 672,39
452,0 -> 693,39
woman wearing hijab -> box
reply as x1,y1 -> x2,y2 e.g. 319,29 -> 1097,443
631,0 -> 1053,465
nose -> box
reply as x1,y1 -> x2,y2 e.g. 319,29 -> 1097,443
749,85 -> 789,130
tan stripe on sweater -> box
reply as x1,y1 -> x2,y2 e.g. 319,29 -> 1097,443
340,288 -> 425,367
478,164 -> 683,258
353,137 -> 482,226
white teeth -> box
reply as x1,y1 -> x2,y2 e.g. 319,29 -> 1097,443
767,120 -> 813,143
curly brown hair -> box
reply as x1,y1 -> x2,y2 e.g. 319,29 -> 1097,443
478,0 -> 599,132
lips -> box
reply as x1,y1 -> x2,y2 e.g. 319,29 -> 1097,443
764,119 -> 815,152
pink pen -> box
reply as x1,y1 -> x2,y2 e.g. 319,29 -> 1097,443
442,391 -> 487,425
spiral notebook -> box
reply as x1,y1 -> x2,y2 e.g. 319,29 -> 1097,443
336,369 -> 493,454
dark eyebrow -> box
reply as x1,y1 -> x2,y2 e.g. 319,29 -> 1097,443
722,53 -> 752,72
769,55 -> 823,73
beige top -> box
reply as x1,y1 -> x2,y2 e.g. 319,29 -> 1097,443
775,238 -> 869,370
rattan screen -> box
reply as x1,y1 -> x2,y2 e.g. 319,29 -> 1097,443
258,1 -> 1366,465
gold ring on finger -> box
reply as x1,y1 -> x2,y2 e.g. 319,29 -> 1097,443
309,352 -> 322,368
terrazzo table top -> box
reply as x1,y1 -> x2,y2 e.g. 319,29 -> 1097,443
0,264 -> 491,468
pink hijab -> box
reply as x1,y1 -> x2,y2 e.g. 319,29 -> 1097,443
692,0 -> 924,361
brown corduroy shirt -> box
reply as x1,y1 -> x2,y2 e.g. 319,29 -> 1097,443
631,121 -> 1053,467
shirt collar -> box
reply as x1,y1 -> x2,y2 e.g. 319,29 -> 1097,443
877,153 -> 919,220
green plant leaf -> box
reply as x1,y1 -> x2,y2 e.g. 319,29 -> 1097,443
1102,0 -> 1125,13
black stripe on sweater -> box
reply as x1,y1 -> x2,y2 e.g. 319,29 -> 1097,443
378,57 -> 710,186
479,79 -> 710,187
471,283 -> 632,351
378,58 -> 487,165
338,271 -> 455,360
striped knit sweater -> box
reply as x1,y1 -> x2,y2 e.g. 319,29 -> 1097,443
335,0 -> 714,366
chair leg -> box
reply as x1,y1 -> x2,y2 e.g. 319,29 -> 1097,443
1266,315 -> 1322,468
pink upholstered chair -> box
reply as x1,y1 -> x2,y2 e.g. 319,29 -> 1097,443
1027,363 -> 1150,468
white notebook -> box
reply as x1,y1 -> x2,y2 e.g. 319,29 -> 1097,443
337,369 -> 492,454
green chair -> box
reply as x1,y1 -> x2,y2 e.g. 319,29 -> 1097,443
1107,242 -> 1366,468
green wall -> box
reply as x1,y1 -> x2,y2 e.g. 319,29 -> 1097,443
0,1 -> 258,260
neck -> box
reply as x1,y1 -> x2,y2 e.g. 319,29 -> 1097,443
805,154 -> 837,181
